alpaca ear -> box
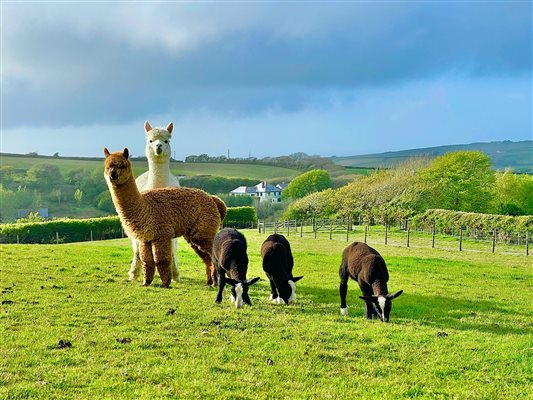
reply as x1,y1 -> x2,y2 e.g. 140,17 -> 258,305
104,148 -> 110,158
359,295 -> 379,304
223,278 -> 239,287
166,122 -> 173,134
388,290 -> 403,300
144,120 -> 152,133
245,277 -> 260,286
123,148 -> 129,159
292,276 -> 304,283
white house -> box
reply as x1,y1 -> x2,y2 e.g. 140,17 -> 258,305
229,181 -> 283,203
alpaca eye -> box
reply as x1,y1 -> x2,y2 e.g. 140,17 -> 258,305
165,140 -> 168,144
149,140 -> 153,143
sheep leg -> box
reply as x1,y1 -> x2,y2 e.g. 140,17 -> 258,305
139,241 -> 155,286
152,238 -> 172,288
128,238 -> 142,281
215,267 -> 225,304
269,280 -> 279,301
171,238 -> 180,282
339,263 -> 349,315
359,280 -> 377,319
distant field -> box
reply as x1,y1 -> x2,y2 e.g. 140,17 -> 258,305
332,140 -> 533,173
0,154 -> 301,180
1,231 -> 530,399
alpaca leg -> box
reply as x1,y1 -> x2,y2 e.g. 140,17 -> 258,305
170,238 -> 180,282
139,241 -> 155,286
129,238 -> 142,281
152,238 -> 172,288
190,242 -> 216,287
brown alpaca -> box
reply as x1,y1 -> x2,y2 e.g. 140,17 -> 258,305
104,148 -> 226,287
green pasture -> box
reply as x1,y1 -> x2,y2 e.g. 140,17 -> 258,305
1,155 -> 300,181
1,231 -> 531,399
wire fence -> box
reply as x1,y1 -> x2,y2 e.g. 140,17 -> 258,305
257,218 -> 530,256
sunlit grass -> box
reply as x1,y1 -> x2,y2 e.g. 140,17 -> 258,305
1,230 -> 531,399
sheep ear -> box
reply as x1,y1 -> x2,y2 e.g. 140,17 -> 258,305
166,122 -> 173,134
245,277 -> 260,286
123,148 -> 129,159
359,295 -> 379,304
292,276 -> 304,283
223,278 -> 239,287
388,290 -> 403,300
144,120 -> 152,133
104,148 -> 110,158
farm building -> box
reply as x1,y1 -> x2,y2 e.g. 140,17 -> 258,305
229,181 -> 285,203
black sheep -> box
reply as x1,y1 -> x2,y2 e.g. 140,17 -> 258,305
212,228 -> 259,308
339,242 -> 403,321
261,234 -> 303,304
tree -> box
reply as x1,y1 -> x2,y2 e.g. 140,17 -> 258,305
283,170 -> 332,200
420,151 -> 495,213
26,164 -> 63,191
492,169 -> 533,215
74,188 -> 84,205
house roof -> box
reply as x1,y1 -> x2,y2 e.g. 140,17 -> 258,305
230,181 -> 282,195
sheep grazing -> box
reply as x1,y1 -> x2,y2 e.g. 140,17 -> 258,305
339,242 -> 403,322
261,234 -> 303,304
129,121 -> 181,283
212,228 -> 260,308
104,148 -> 226,287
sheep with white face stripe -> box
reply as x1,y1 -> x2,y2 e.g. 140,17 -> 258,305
339,242 -> 403,322
212,228 -> 260,308
261,234 -> 303,305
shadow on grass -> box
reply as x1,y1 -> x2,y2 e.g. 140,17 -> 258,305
298,284 -> 532,336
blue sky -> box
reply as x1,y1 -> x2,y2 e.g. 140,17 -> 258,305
1,1 -> 531,159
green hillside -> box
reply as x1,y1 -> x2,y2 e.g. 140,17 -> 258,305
332,140 -> 533,173
0,154 -> 300,181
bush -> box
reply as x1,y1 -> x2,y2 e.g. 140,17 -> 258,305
224,206 -> 257,228
282,170 -> 332,200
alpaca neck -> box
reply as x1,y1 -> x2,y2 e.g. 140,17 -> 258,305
146,157 -> 172,188
110,175 -> 146,221
372,281 -> 388,296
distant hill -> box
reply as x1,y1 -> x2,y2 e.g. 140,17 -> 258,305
332,140 -> 533,173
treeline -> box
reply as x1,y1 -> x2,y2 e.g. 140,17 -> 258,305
284,151 -> 533,223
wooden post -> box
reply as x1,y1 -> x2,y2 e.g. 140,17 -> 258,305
275,220 -> 278,234
56,232 -> 59,244
432,221 -> 436,249
459,228 -> 463,251
287,221 -> 290,236
329,220 -> 333,240
364,224 -> 368,244
406,228 -> 410,248
384,223 -> 388,245
517,232 -> 520,246
90,230 -> 93,241
492,229 -> 496,253
300,220 -> 303,238
526,232 -> 529,256
16,235 -> 19,244
346,218 -> 350,242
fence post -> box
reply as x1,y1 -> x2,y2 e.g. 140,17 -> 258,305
16,235 -> 19,244
329,220 -> 333,240
492,229 -> 496,253
364,224 -> 368,243
300,220 -> 303,238
526,232 -> 529,256
384,223 -> 388,245
346,218 -> 350,242
459,228 -> 463,251
517,232 -> 520,246
56,232 -> 59,244
432,221 -> 436,249
90,230 -> 93,241
406,228 -> 410,248
274,220 -> 278,234
287,221 -> 290,236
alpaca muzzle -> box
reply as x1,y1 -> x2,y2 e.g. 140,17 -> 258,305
110,169 -> 118,181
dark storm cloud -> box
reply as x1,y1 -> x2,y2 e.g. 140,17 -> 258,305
3,1 -> 531,129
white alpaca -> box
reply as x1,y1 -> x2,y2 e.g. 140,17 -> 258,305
128,121 -> 181,281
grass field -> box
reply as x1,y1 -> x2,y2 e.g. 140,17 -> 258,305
1,155 -> 301,181
1,231 -> 531,399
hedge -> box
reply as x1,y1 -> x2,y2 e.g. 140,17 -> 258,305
411,209 -> 533,233
0,206 -> 258,244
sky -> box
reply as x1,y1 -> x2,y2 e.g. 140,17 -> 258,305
1,1 -> 532,160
